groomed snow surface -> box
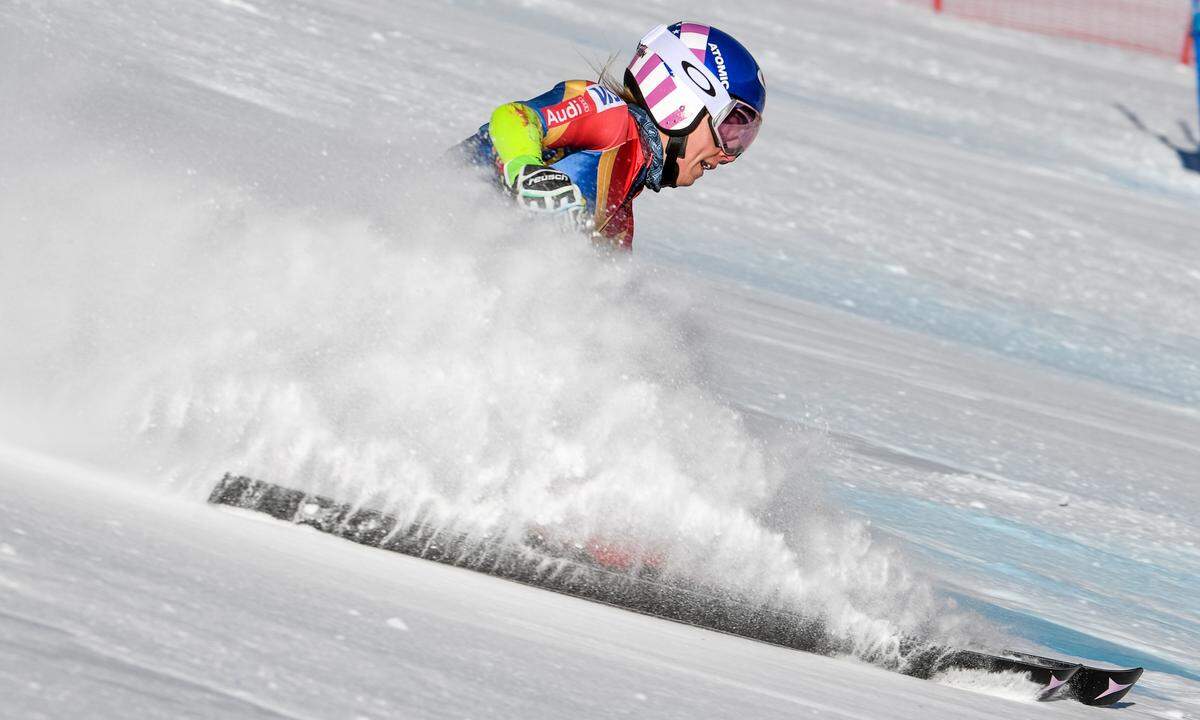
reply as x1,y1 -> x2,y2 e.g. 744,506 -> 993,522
2,0 -> 1198,718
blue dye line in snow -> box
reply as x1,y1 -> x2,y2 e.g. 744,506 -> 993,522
829,483 -> 1200,681
690,255 -> 1200,406
848,492 -> 1190,604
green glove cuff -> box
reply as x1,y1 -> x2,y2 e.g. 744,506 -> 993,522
503,155 -> 544,187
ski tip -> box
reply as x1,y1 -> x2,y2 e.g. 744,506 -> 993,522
1080,666 -> 1143,706
1002,650 -> 1144,706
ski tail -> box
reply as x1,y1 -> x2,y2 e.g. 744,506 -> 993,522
207,474 -> 493,562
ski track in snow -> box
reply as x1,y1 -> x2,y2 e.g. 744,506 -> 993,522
2,0 -> 1199,717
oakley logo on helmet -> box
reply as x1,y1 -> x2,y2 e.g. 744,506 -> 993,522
681,60 -> 716,97
709,43 -> 730,89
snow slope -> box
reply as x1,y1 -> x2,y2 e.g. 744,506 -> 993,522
2,0 -> 1198,717
0,444 -> 1074,720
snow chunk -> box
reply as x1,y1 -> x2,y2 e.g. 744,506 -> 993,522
214,0 -> 265,17
385,617 -> 409,631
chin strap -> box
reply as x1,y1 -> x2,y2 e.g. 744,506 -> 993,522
660,134 -> 689,188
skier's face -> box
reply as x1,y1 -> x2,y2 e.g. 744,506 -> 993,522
673,119 -> 735,187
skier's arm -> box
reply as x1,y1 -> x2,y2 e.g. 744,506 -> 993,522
488,101 -> 587,220
488,82 -> 628,185
488,102 -> 547,186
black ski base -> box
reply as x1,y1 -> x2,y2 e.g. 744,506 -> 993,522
208,475 -> 1142,706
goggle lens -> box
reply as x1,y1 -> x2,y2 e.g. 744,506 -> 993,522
714,102 -> 762,158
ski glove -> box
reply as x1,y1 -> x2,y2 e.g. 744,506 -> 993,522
509,165 -> 588,215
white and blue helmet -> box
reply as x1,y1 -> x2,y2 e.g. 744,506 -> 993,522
625,22 -> 765,161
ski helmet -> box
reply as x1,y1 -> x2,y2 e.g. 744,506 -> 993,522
625,22 -> 765,185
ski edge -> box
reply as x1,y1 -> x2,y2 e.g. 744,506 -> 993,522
207,474 -> 1142,706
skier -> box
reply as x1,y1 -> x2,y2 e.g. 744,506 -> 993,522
456,22 -> 766,248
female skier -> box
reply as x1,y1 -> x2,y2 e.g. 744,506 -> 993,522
457,22 -> 766,248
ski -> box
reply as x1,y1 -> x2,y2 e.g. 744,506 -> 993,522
208,475 -> 1142,705
1004,650 -> 1143,706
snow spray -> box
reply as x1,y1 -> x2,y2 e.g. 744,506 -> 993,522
0,51 -> 987,664
0,157 -> 988,665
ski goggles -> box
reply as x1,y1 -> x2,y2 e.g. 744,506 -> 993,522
710,99 -> 762,158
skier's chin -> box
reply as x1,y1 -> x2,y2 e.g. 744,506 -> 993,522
673,167 -> 701,187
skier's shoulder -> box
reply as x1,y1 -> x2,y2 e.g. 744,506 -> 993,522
572,79 -> 629,113
535,79 -> 630,123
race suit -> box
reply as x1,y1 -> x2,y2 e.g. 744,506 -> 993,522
457,79 -> 665,248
